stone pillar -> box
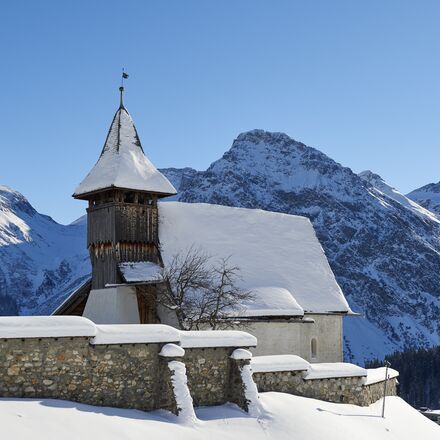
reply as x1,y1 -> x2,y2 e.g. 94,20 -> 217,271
228,348 -> 262,416
158,343 -> 196,423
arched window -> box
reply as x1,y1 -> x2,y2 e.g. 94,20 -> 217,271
311,338 -> 318,359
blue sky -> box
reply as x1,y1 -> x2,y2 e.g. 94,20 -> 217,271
1,1 -> 439,224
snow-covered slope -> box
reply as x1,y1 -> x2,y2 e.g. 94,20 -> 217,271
359,170 -> 439,222
1,394 -> 438,439
163,130 -> 440,364
0,186 -> 90,315
407,182 -> 440,217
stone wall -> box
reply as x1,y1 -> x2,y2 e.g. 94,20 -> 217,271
0,336 -> 249,414
184,347 -> 231,407
253,370 -> 398,406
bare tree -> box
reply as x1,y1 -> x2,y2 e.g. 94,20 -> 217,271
159,247 -> 253,330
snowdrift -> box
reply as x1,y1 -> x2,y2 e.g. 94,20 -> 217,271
1,394 -> 438,440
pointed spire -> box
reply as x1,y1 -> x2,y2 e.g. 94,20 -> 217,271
73,90 -> 177,199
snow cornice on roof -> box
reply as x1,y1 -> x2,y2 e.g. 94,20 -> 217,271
74,106 -> 176,199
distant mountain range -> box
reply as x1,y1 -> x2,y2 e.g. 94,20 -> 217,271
1,130 -> 439,364
0,186 -> 89,315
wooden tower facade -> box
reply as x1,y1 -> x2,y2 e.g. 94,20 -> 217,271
80,188 -> 161,289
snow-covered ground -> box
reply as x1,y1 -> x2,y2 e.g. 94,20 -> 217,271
1,394 -> 438,440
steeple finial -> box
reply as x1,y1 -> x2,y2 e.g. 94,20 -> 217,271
119,86 -> 124,108
119,69 -> 129,108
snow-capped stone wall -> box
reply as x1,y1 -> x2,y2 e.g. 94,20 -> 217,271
0,317 -> 397,412
252,369 -> 397,406
0,319 -> 253,415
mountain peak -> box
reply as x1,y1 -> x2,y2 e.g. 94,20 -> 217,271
235,129 -> 299,144
0,185 -> 36,217
358,170 -> 384,185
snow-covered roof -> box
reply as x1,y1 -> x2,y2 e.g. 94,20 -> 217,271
118,261 -> 163,283
0,316 -> 96,338
236,287 -> 304,317
159,202 -> 351,314
74,106 -> 176,198
251,355 -> 311,373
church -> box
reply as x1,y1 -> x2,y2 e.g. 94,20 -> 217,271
55,86 -> 354,363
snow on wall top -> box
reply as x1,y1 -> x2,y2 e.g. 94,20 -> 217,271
304,362 -> 367,380
0,316 -> 97,338
180,330 -> 257,348
91,324 -> 181,345
118,261 -> 163,283
74,107 -> 176,197
363,367 -> 399,385
159,343 -> 185,357
251,355 -> 311,373
0,316 -> 257,348
159,202 -> 351,314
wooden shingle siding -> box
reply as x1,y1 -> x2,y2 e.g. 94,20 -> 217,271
86,190 -> 161,289
87,203 -> 158,246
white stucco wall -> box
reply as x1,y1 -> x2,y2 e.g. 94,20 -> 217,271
234,314 -> 343,363
83,286 -> 140,324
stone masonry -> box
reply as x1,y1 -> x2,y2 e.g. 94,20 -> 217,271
0,336 -> 250,414
253,370 -> 398,406
0,332 -> 396,413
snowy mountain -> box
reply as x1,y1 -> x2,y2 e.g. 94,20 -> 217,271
160,167 -> 198,201
0,186 -> 90,316
161,130 -> 440,363
407,182 -> 440,217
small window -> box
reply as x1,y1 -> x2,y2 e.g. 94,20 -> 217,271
311,338 -> 317,359
138,194 -> 146,204
124,192 -> 135,203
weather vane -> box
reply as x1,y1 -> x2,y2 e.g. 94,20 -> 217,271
119,68 -> 129,108
121,68 -> 129,87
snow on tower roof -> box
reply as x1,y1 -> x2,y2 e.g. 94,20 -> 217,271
159,202 -> 351,315
74,105 -> 176,198
118,261 -> 163,284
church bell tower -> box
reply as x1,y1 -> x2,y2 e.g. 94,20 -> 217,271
72,86 -> 176,323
